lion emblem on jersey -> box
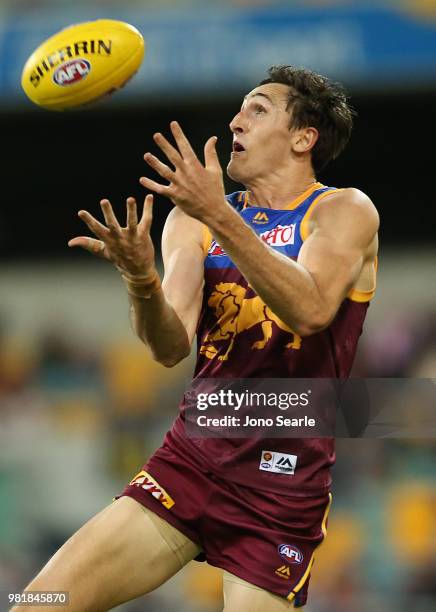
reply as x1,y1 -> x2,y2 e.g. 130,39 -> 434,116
200,282 -> 301,361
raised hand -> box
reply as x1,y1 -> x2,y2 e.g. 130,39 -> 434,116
140,121 -> 227,224
68,194 -> 157,279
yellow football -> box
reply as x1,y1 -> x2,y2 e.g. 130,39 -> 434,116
21,19 -> 145,111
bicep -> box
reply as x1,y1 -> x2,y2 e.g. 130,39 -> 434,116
161,208 -> 205,344
297,189 -> 379,316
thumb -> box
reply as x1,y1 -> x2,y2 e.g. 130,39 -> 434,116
68,236 -> 108,258
204,136 -> 220,170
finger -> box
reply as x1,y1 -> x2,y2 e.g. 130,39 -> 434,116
100,199 -> 121,232
170,121 -> 197,160
153,132 -> 182,167
204,136 -> 220,170
144,152 -> 174,181
68,236 -> 107,257
138,194 -> 154,231
139,175 -> 173,196
78,210 -> 109,239
126,197 -> 138,230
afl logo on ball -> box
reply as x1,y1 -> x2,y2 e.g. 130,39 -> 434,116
278,544 -> 303,564
53,59 -> 91,86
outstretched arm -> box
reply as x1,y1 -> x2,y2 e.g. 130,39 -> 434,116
130,206 -> 205,365
68,195 -> 204,366
140,121 -> 379,337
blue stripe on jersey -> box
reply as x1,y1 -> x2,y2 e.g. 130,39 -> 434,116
205,187 -> 336,269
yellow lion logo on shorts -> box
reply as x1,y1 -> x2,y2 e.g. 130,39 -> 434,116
200,282 -> 301,361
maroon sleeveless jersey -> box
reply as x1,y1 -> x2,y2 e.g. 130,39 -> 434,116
165,183 -> 376,496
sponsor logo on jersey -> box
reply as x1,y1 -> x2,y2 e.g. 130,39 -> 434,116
53,59 -> 91,86
129,470 -> 175,509
278,544 -> 304,564
259,450 -> 297,475
260,224 -> 296,247
275,565 -> 291,579
208,240 -> 226,257
253,211 -> 269,224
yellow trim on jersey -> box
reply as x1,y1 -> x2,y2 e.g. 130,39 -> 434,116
299,188 -> 344,242
347,256 -> 378,303
347,287 -> 374,302
242,182 -> 323,211
202,224 -> 213,257
287,492 -> 333,602
285,181 -> 323,210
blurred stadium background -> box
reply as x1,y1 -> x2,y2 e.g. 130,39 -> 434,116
1,0 -> 436,610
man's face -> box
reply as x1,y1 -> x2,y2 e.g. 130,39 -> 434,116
227,83 -> 294,184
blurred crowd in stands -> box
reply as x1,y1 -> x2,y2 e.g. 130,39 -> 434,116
0,297 -> 435,611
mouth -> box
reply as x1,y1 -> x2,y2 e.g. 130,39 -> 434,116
232,141 -> 245,154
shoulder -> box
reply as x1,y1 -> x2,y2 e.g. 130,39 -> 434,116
312,187 -> 379,234
304,187 -> 379,255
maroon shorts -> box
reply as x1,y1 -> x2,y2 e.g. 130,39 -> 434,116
119,441 -> 332,607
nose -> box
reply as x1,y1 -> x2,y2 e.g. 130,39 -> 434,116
229,110 -> 245,134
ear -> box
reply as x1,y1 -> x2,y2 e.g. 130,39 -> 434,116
291,127 -> 319,154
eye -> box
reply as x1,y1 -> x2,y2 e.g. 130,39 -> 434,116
254,104 -> 266,114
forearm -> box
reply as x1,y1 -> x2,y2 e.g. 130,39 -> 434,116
207,206 -> 327,336
125,274 -> 191,367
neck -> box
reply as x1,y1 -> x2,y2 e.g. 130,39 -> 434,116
244,166 -> 318,210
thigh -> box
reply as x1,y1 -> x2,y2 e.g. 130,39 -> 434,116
223,571 -> 295,612
11,496 -> 201,612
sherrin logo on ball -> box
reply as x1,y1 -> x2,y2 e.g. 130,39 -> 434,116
21,19 -> 145,111
53,59 -> 91,86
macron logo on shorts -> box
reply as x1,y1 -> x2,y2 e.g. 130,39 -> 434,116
259,451 -> 297,475
129,470 -> 175,509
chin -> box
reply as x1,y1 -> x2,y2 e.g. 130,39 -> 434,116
226,159 -> 247,185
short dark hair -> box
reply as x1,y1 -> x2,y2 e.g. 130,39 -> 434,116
260,65 -> 355,173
